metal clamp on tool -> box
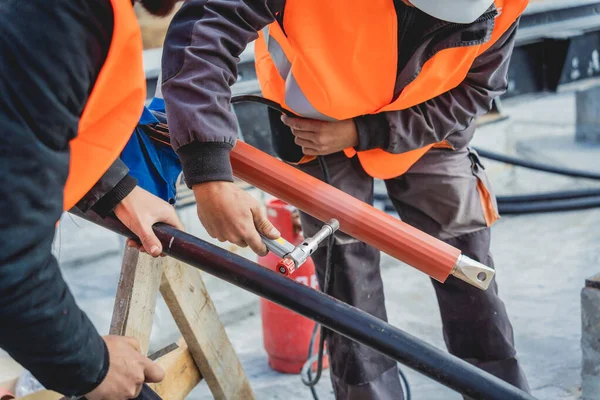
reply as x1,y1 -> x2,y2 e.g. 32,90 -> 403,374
262,219 -> 340,276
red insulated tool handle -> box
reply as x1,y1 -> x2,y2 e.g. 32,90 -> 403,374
277,258 -> 296,276
230,141 -> 460,283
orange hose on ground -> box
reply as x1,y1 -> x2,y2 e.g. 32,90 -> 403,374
230,141 -> 460,283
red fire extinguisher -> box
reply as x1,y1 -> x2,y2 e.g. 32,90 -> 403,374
259,199 -> 329,373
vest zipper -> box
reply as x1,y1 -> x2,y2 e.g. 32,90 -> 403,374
395,1 -> 418,74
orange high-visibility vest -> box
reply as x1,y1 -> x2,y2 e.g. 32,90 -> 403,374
62,0 -> 146,211
255,0 -> 529,180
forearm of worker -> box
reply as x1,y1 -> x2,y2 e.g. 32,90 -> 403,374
353,21 -> 519,153
161,0 -> 282,187
75,159 -> 138,217
0,253 -> 108,396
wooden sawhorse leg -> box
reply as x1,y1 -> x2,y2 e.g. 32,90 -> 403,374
110,247 -> 255,400
17,247 -> 254,400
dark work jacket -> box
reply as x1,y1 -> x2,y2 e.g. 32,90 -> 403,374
161,0 -> 519,187
0,0 -> 136,396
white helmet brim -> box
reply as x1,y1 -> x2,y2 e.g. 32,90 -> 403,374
409,0 -> 495,24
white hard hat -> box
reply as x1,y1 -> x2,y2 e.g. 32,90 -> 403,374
409,0 -> 495,24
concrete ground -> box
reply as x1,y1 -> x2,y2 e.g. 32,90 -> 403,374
2,92 -> 600,399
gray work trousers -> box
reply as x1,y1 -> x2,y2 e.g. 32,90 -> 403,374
297,147 -> 530,400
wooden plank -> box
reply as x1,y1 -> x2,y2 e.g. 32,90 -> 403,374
0,353 -> 22,395
0,377 -> 17,396
160,259 -> 255,400
17,391 -> 61,400
110,247 -> 164,355
149,339 -> 202,400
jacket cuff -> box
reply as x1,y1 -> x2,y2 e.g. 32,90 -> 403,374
79,339 -> 110,396
177,141 -> 234,188
91,174 -> 138,218
74,159 -> 130,213
69,334 -> 110,397
353,114 -> 391,151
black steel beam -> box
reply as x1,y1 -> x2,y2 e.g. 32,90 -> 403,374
505,27 -> 600,98
518,2 -> 600,42
502,2 -> 600,98
69,208 -> 536,400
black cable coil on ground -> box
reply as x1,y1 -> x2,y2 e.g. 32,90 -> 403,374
371,148 -> 600,215
472,148 -> 600,181
472,148 -> 600,214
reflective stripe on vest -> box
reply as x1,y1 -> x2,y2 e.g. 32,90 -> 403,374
255,0 -> 529,179
62,0 -> 146,211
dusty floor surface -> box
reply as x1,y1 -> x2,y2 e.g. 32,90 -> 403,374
2,92 -> 600,399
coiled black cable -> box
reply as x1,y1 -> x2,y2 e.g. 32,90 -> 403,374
300,156 -> 334,399
370,147 -> 600,215
472,147 -> 600,181
497,196 -> 600,214
382,198 -> 600,215
302,156 -> 413,400
375,189 -> 600,205
473,147 -> 600,213
497,188 -> 600,203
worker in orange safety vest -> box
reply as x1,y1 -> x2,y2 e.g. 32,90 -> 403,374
159,0 -> 531,398
0,1 -> 182,399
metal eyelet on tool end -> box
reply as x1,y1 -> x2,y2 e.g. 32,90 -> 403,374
451,255 -> 495,290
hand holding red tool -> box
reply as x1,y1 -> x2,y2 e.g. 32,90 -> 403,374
261,219 -> 339,275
